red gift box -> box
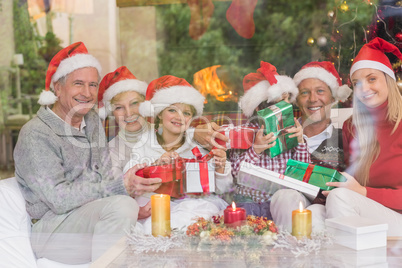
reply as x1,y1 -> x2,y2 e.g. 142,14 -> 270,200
135,160 -> 186,198
215,124 -> 257,149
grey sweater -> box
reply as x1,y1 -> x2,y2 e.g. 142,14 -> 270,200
14,106 -> 127,219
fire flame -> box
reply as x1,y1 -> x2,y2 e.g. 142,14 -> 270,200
232,201 -> 236,211
193,65 -> 235,102
299,201 -> 304,212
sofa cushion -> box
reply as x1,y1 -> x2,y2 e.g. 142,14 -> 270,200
0,177 -> 38,267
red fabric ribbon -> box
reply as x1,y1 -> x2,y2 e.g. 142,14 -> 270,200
183,147 -> 215,193
302,164 -> 315,183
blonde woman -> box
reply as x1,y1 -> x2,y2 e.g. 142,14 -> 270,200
325,38 -> 402,236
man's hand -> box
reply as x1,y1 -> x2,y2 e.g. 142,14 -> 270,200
124,163 -> 162,197
194,122 -> 228,150
287,118 -> 304,143
138,201 -> 152,219
252,126 -> 277,155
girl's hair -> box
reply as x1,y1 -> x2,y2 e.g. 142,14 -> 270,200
110,91 -> 145,105
350,73 -> 402,186
155,104 -> 196,151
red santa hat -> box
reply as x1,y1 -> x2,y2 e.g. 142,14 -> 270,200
139,75 -> 204,117
293,61 -> 352,102
239,61 -> 298,117
350,37 -> 402,80
97,66 -> 148,119
38,42 -> 102,106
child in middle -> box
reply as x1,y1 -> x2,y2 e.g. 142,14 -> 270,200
229,61 -> 311,217
123,75 -> 233,234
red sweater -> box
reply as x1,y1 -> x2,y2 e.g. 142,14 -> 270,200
342,101 -> 402,213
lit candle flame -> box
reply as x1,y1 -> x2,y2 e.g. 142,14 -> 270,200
299,201 -> 304,212
232,201 -> 237,211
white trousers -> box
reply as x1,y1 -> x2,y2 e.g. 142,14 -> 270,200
271,188 -> 402,236
31,195 -> 139,264
270,189 -> 326,232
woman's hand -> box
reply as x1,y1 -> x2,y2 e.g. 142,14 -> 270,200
124,163 -> 162,197
155,152 -> 180,165
211,148 -> 227,174
138,201 -> 152,219
252,126 -> 277,155
322,172 -> 367,197
287,118 -> 304,143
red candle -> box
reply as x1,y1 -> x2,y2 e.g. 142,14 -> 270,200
224,202 -> 246,227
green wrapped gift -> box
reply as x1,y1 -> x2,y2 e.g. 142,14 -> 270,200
257,101 -> 298,158
284,159 -> 347,190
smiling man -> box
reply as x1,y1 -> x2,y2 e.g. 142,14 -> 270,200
293,61 -> 352,171
13,42 -> 146,264
270,61 -> 352,233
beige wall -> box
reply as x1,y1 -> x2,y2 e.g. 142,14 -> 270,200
118,6 -> 159,83
36,1 -> 159,82
0,0 -> 15,68
51,0 -> 119,77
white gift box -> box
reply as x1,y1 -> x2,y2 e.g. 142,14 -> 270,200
184,161 -> 215,193
325,216 -> 388,250
238,162 -> 320,201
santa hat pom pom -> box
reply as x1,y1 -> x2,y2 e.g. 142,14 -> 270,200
98,106 -> 107,120
336,85 -> 353,102
267,75 -> 298,104
38,90 -> 58,106
139,101 -> 154,117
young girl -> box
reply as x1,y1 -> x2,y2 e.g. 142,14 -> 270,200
123,75 -> 233,234
229,61 -> 310,217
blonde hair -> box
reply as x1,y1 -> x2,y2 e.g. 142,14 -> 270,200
351,74 -> 402,186
110,91 -> 145,105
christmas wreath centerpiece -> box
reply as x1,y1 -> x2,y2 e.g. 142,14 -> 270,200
186,215 -> 279,246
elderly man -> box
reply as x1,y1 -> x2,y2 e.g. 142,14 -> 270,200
270,61 -> 352,232
13,42 -> 160,264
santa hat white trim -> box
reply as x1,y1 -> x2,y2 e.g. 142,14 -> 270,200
139,85 -> 204,117
293,67 -> 339,92
267,75 -> 298,104
239,81 -> 270,118
239,75 -> 298,118
350,60 -> 395,80
52,54 -> 102,85
101,79 -> 148,119
293,66 -> 352,101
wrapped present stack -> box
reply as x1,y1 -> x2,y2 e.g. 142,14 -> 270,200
238,162 -> 320,201
136,147 -> 216,198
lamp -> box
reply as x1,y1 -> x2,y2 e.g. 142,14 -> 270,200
13,54 -> 24,114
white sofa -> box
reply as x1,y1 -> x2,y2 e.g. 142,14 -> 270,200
0,177 -> 90,268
